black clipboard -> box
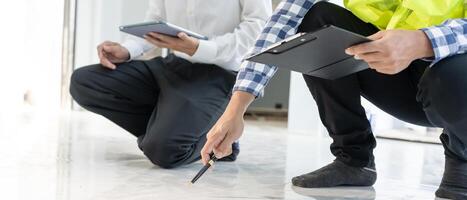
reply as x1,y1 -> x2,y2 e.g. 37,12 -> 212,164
246,25 -> 371,80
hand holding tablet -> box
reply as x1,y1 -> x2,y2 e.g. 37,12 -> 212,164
120,20 -> 208,40
120,20 -> 206,56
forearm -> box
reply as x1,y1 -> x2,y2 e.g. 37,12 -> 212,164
225,91 -> 256,116
233,0 -> 318,97
121,39 -> 155,60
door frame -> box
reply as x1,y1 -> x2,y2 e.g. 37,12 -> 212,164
60,0 -> 77,110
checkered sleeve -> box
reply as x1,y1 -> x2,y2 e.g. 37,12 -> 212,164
421,19 -> 467,64
233,0 -> 318,97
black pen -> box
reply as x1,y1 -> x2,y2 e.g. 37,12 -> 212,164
190,154 -> 218,184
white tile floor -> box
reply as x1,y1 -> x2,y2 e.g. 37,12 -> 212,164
0,110 -> 447,200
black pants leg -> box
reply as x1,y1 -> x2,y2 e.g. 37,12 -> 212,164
300,2 -> 467,167
418,55 -> 467,161
70,55 -> 236,168
298,2 -> 384,167
70,58 -> 160,137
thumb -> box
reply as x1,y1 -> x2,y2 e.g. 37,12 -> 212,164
178,32 -> 190,40
368,31 -> 385,41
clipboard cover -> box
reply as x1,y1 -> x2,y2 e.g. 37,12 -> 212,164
246,25 -> 371,80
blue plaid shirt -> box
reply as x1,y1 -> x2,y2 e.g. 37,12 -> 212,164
233,0 -> 467,97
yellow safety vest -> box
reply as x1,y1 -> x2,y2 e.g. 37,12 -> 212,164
344,0 -> 467,30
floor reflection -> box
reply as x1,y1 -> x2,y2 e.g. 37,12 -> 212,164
0,111 -> 445,200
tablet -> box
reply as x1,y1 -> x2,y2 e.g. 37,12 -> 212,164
246,25 -> 371,80
120,20 -> 208,40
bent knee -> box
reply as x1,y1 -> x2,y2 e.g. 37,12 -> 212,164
298,1 -> 343,32
70,68 -> 88,103
140,140 -> 192,169
69,65 -> 102,104
418,55 -> 467,123
309,1 -> 339,14
70,65 -> 104,88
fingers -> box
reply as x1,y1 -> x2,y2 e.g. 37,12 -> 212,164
97,44 -> 104,59
201,140 -> 215,165
145,32 -> 178,47
346,31 -> 387,56
346,41 -> 380,55
213,133 -> 235,159
177,32 -> 190,41
151,32 -> 178,43
144,34 -> 169,48
101,56 -> 117,69
354,52 -> 385,63
201,128 -> 225,165
97,44 -> 116,69
367,31 -> 386,41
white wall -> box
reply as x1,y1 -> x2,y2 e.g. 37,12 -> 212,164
0,0 -> 64,111
288,72 -> 323,135
75,0 -> 150,69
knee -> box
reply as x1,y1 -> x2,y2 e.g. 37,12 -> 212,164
139,136 -> 190,169
69,65 -> 100,105
298,1 -> 342,32
418,55 -> 467,124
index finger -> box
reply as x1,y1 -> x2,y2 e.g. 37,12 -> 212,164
346,41 -> 380,55
200,129 -> 225,165
97,45 -> 116,69
97,44 -> 105,59
201,137 -> 216,165
148,32 -> 179,44
97,45 -> 109,64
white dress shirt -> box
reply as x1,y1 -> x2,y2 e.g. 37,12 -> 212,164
122,0 -> 272,71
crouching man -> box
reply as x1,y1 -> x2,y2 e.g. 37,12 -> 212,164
70,0 -> 272,169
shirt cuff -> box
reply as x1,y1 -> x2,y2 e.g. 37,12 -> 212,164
233,65 -> 271,98
421,26 -> 459,64
190,40 -> 218,63
121,40 -> 145,61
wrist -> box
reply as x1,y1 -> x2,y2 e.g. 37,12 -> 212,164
225,91 -> 255,116
123,48 -> 131,61
187,40 -> 200,56
416,30 -> 435,59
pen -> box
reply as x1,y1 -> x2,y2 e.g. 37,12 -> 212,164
190,154 -> 218,184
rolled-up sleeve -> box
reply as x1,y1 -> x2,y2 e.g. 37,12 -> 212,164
233,0 -> 319,97
421,18 -> 467,64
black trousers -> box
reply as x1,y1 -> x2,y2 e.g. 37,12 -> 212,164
70,55 -> 236,168
300,2 -> 467,167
